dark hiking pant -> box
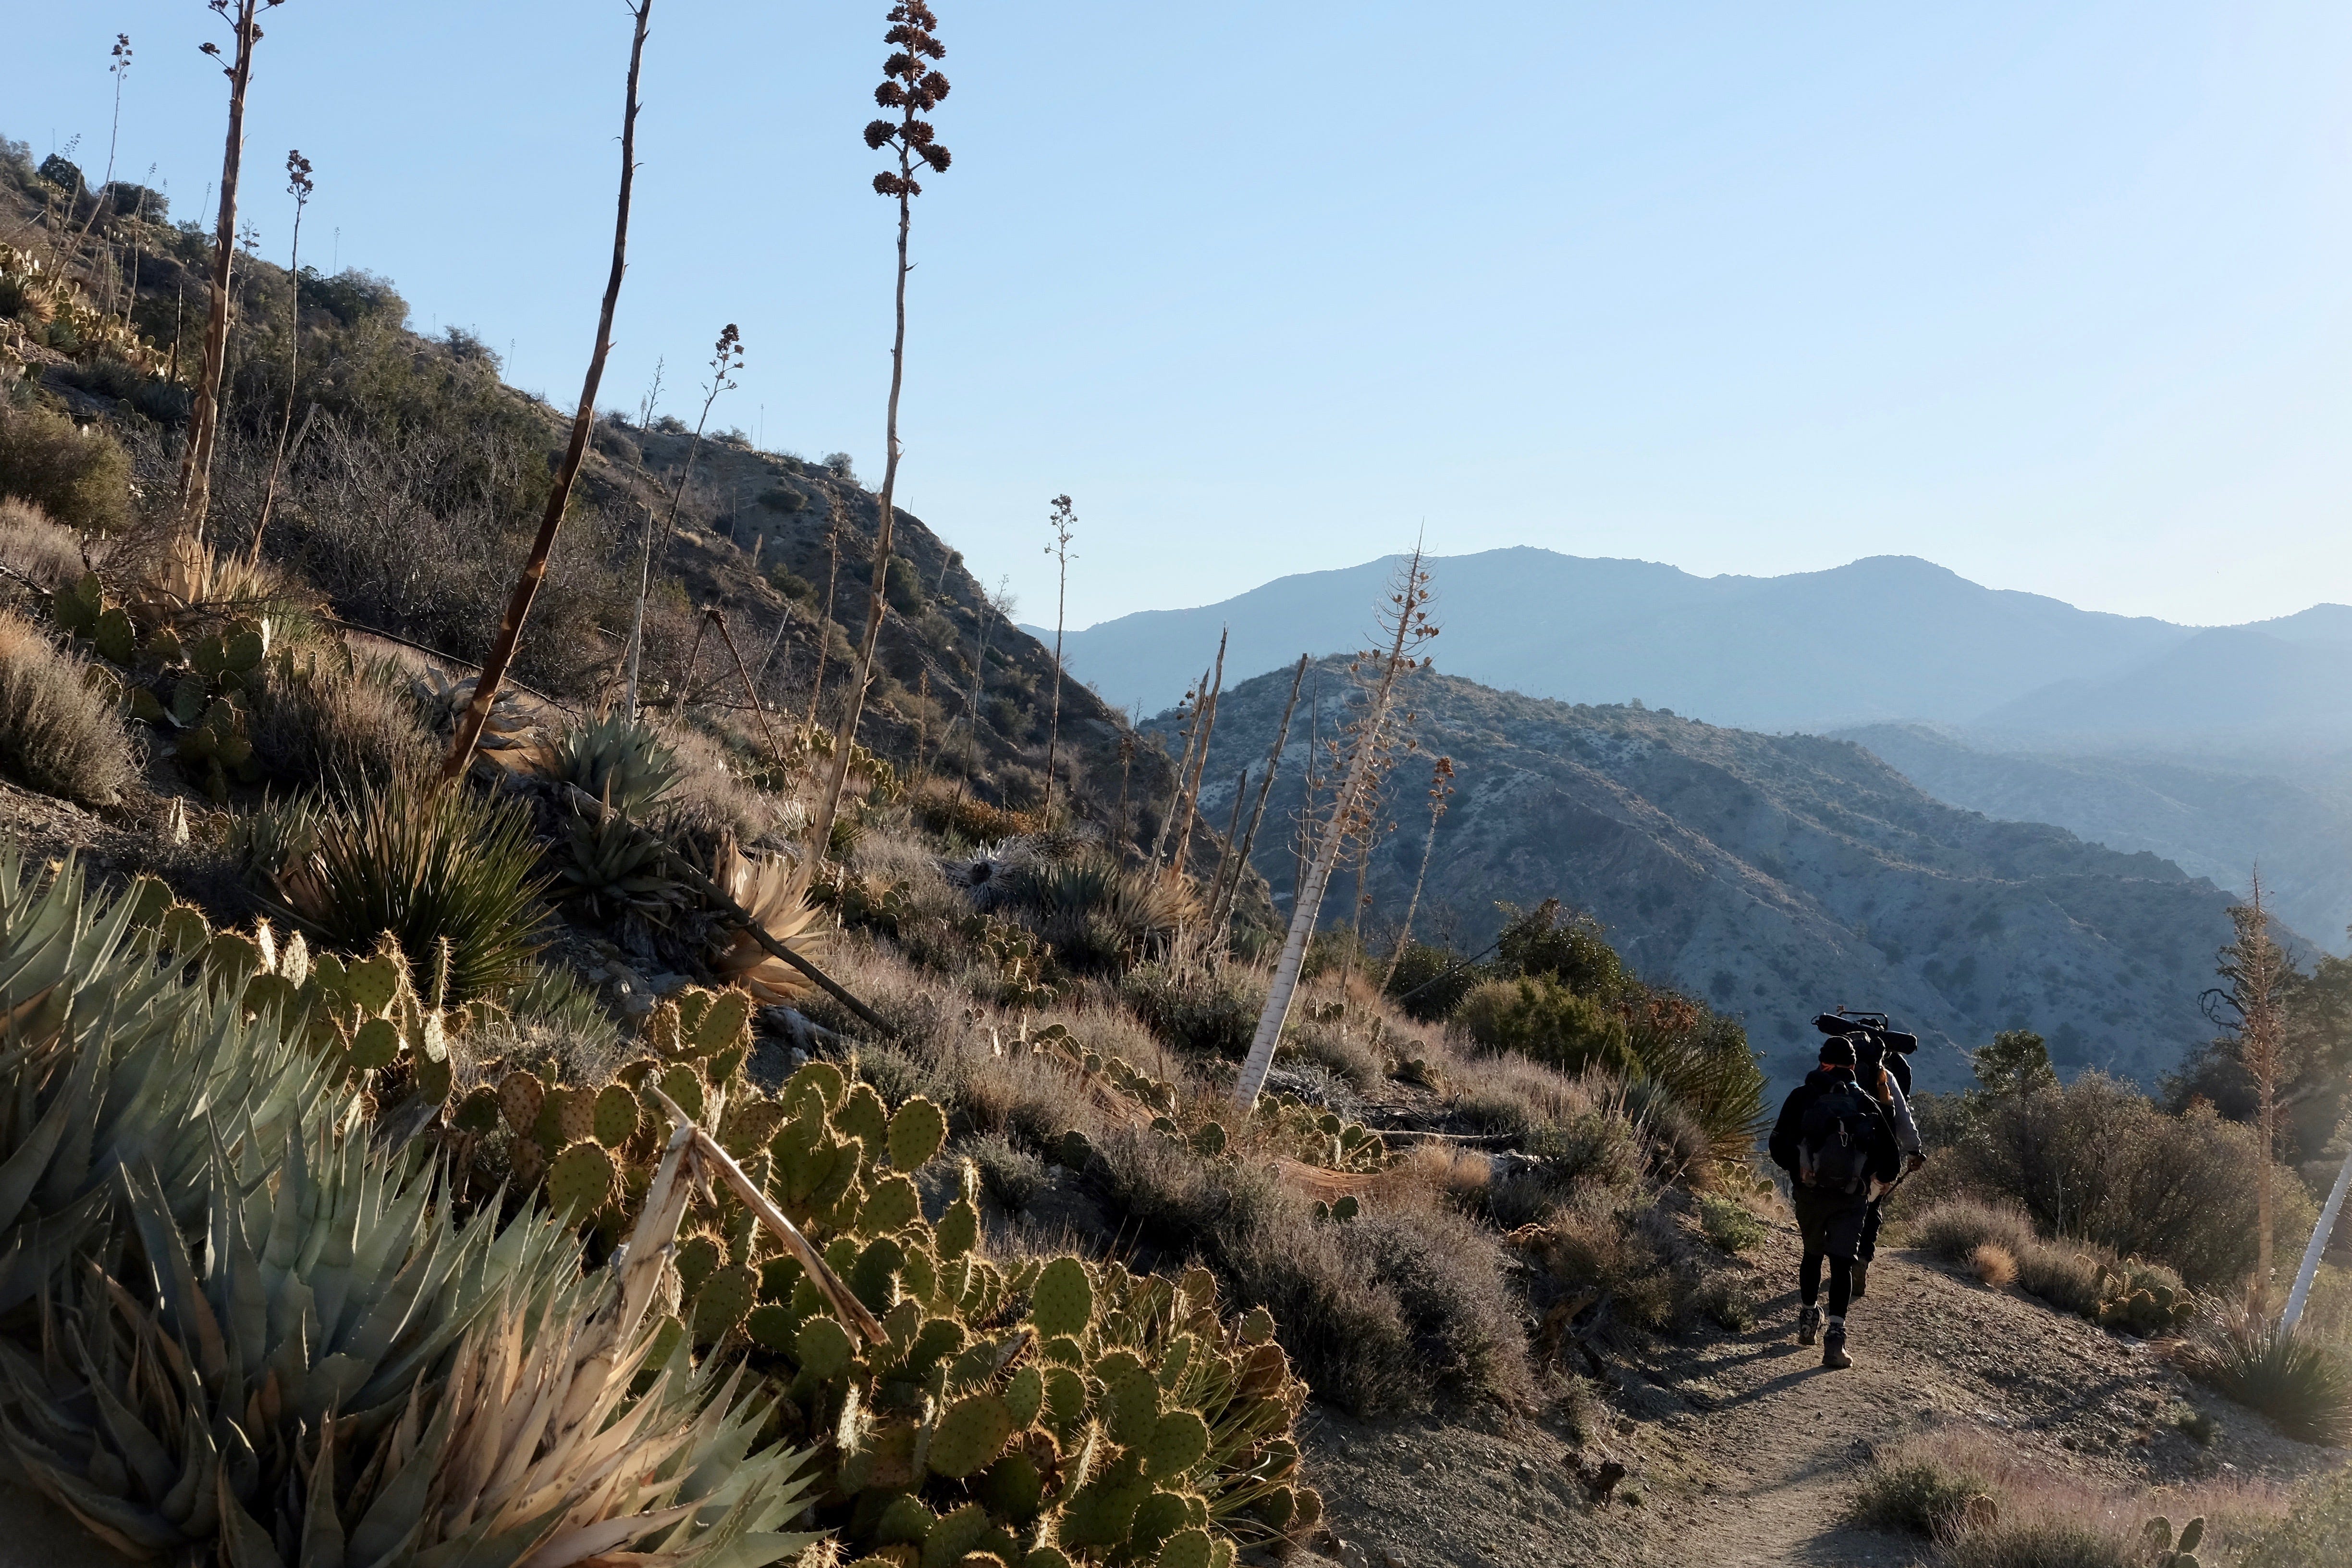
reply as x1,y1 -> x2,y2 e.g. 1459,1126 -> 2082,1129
1860,1198 -> 1885,1263
1791,1182 -> 1870,1320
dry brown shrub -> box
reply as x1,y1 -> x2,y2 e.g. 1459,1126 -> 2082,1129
1972,1242 -> 2019,1288
0,496 -> 90,587
0,608 -> 135,804
247,654 -> 433,795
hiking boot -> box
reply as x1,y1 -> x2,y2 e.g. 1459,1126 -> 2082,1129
1822,1324 -> 1851,1371
1797,1306 -> 1821,1346
1851,1261 -> 1870,1300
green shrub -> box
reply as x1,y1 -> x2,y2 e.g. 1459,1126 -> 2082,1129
1850,1449 -> 1996,1536
0,610 -> 135,805
267,785 -> 551,1003
2179,1311 -> 2352,1446
49,357 -> 190,426
1694,1273 -> 1757,1332
1457,975 -> 1637,1075
1936,1074 -> 2314,1291
1383,939 -> 1478,1020
0,402 -> 131,534
1698,1193 -> 1767,1253
1494,900 -> 1632,999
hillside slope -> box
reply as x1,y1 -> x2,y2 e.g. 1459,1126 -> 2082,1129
1160,660 -> 2253,1090
1840,723 -> 2352,955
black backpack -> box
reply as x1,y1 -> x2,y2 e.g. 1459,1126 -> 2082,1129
1799,1079 -> 1876,1193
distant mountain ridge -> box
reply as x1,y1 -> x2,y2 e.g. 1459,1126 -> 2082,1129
1042,548 -> 2352,752
1156,659 -> 2265,1096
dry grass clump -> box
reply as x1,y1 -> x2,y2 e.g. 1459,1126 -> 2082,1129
1093,1126 -> 1537,1414
0,608 -> 136,805
1275,1013 -> 1388,1092
659,721 -> 779,839
247,654 -> 433,796
1851,1432 -> 1998,1536
0,496 -> 91,587
962,1129 -> 1048,1211
1908,1198 -> 2105,1316
1972,1242 -> 2019,1288
1856,1428 -> 2292,1566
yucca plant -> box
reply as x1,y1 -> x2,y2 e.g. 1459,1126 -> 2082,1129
999,850 -> 1193,973
0,851 -> 330,1309
2180,1307 -> 2352,1446
0,1048 -> 822,1567
268,785 -> 552,1003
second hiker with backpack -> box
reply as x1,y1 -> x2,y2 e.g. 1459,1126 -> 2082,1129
1768,1033 -> 1901,1370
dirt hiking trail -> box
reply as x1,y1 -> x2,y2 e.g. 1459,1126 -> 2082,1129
1300,1208 -> 2340,1568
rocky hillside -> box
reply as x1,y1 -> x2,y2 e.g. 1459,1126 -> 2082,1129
1840,723 -> 2352,956
1159,659 -> 2256,1091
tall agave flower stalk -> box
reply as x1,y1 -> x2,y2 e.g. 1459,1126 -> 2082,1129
1209,653 -> 1309,931
441,0 -> 652,784
246,146 -> 314,565
1041,493 -> 1076,815
1231,550 -> 1436,1110
1377,754 -> 1454,994
179,0 -> 286,539
1161,629 -> 1227,889
803,0 -> 955,870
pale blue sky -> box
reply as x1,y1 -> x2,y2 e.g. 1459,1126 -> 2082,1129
12,3 -> 2351,631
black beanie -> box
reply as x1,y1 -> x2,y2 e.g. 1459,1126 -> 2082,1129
1819,1036 -> 1857,1067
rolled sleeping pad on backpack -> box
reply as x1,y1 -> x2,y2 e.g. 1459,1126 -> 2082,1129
1881,1029 -> 1918,1054
1814,1013 -> 1865,1037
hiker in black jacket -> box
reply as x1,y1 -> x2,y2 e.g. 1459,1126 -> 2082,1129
1768,1036 -> 1900,1370
1850,1033 -> 1925,1302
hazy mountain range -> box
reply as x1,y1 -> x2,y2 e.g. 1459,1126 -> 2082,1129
1045,547 -> 2352,953
1152,661 -> 2251,1095
1041,549 -> 2352,749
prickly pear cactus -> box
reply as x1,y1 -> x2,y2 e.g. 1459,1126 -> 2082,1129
2094,1262 -> 2196,1338
57,570 -> 281,801
729,1061 -> 1317,1567
2143,1513 -> 2205,1568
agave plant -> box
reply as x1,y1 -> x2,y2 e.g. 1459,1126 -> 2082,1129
0,851 -> 330,1309
711,847 -> 827,1005
269,785 -> 551,1004
539,713 -> 682,818
0,1124 -> 581,1558
994,850 -> 1194,973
